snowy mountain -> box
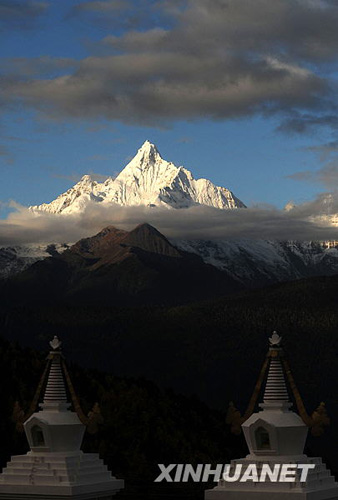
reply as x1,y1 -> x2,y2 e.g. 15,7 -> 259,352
174,238 -> 338,287
2,227 -> 338,289
30,141 -> 245,214
0,244 -> 68,279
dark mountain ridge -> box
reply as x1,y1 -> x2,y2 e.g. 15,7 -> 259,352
1,223 -> 240,306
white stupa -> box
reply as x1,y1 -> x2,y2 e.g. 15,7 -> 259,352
205,332 -> 338,499
0,336 -> 124,499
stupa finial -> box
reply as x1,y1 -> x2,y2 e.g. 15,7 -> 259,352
49,335 -> 62,351
269,331 -> 282,347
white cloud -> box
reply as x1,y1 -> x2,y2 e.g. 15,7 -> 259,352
1,195 -> 338,246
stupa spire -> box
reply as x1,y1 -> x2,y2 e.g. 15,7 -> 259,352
262,332 -> 289,404
226,331 -> 330,436
42,336 -> 68,406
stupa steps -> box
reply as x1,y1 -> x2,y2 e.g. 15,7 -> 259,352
224,458 -> 336,486
220,471 -> 335,487
231,457 -> 324,465
217,475 -> 337,491
307,477 -> 338,489
0,471 -> 115,486
213,485 -> 338,497
0,495 -> 119,500
5,460 -> 102,467
0,465 -> 112,475
10,454 -> 102,464
1,461 -> 112,474
215,465 -> 337,493
0,453 -> 115,487
5,457 -> 106,468
2,465 -> 108,476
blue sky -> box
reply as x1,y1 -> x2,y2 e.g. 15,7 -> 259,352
1,0 -> 338,219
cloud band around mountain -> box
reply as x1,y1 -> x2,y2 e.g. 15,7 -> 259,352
1,197 -> 338,246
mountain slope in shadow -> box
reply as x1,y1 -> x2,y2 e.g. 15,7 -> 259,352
1,223 -> 241,306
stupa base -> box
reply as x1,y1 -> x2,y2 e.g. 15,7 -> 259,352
205,457 -> 338,500
205,488 -> 338,500
0,452 -> 123,499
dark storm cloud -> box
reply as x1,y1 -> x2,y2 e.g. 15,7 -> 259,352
1,0 -> 338,126
0,1 -> 48,29
1,194 -> 338,246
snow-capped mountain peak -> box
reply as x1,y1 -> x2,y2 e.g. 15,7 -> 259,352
30,141 -> 245,214
79,174 -> 95,185
115,140 -> 178,188
132,140 -> 161,165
